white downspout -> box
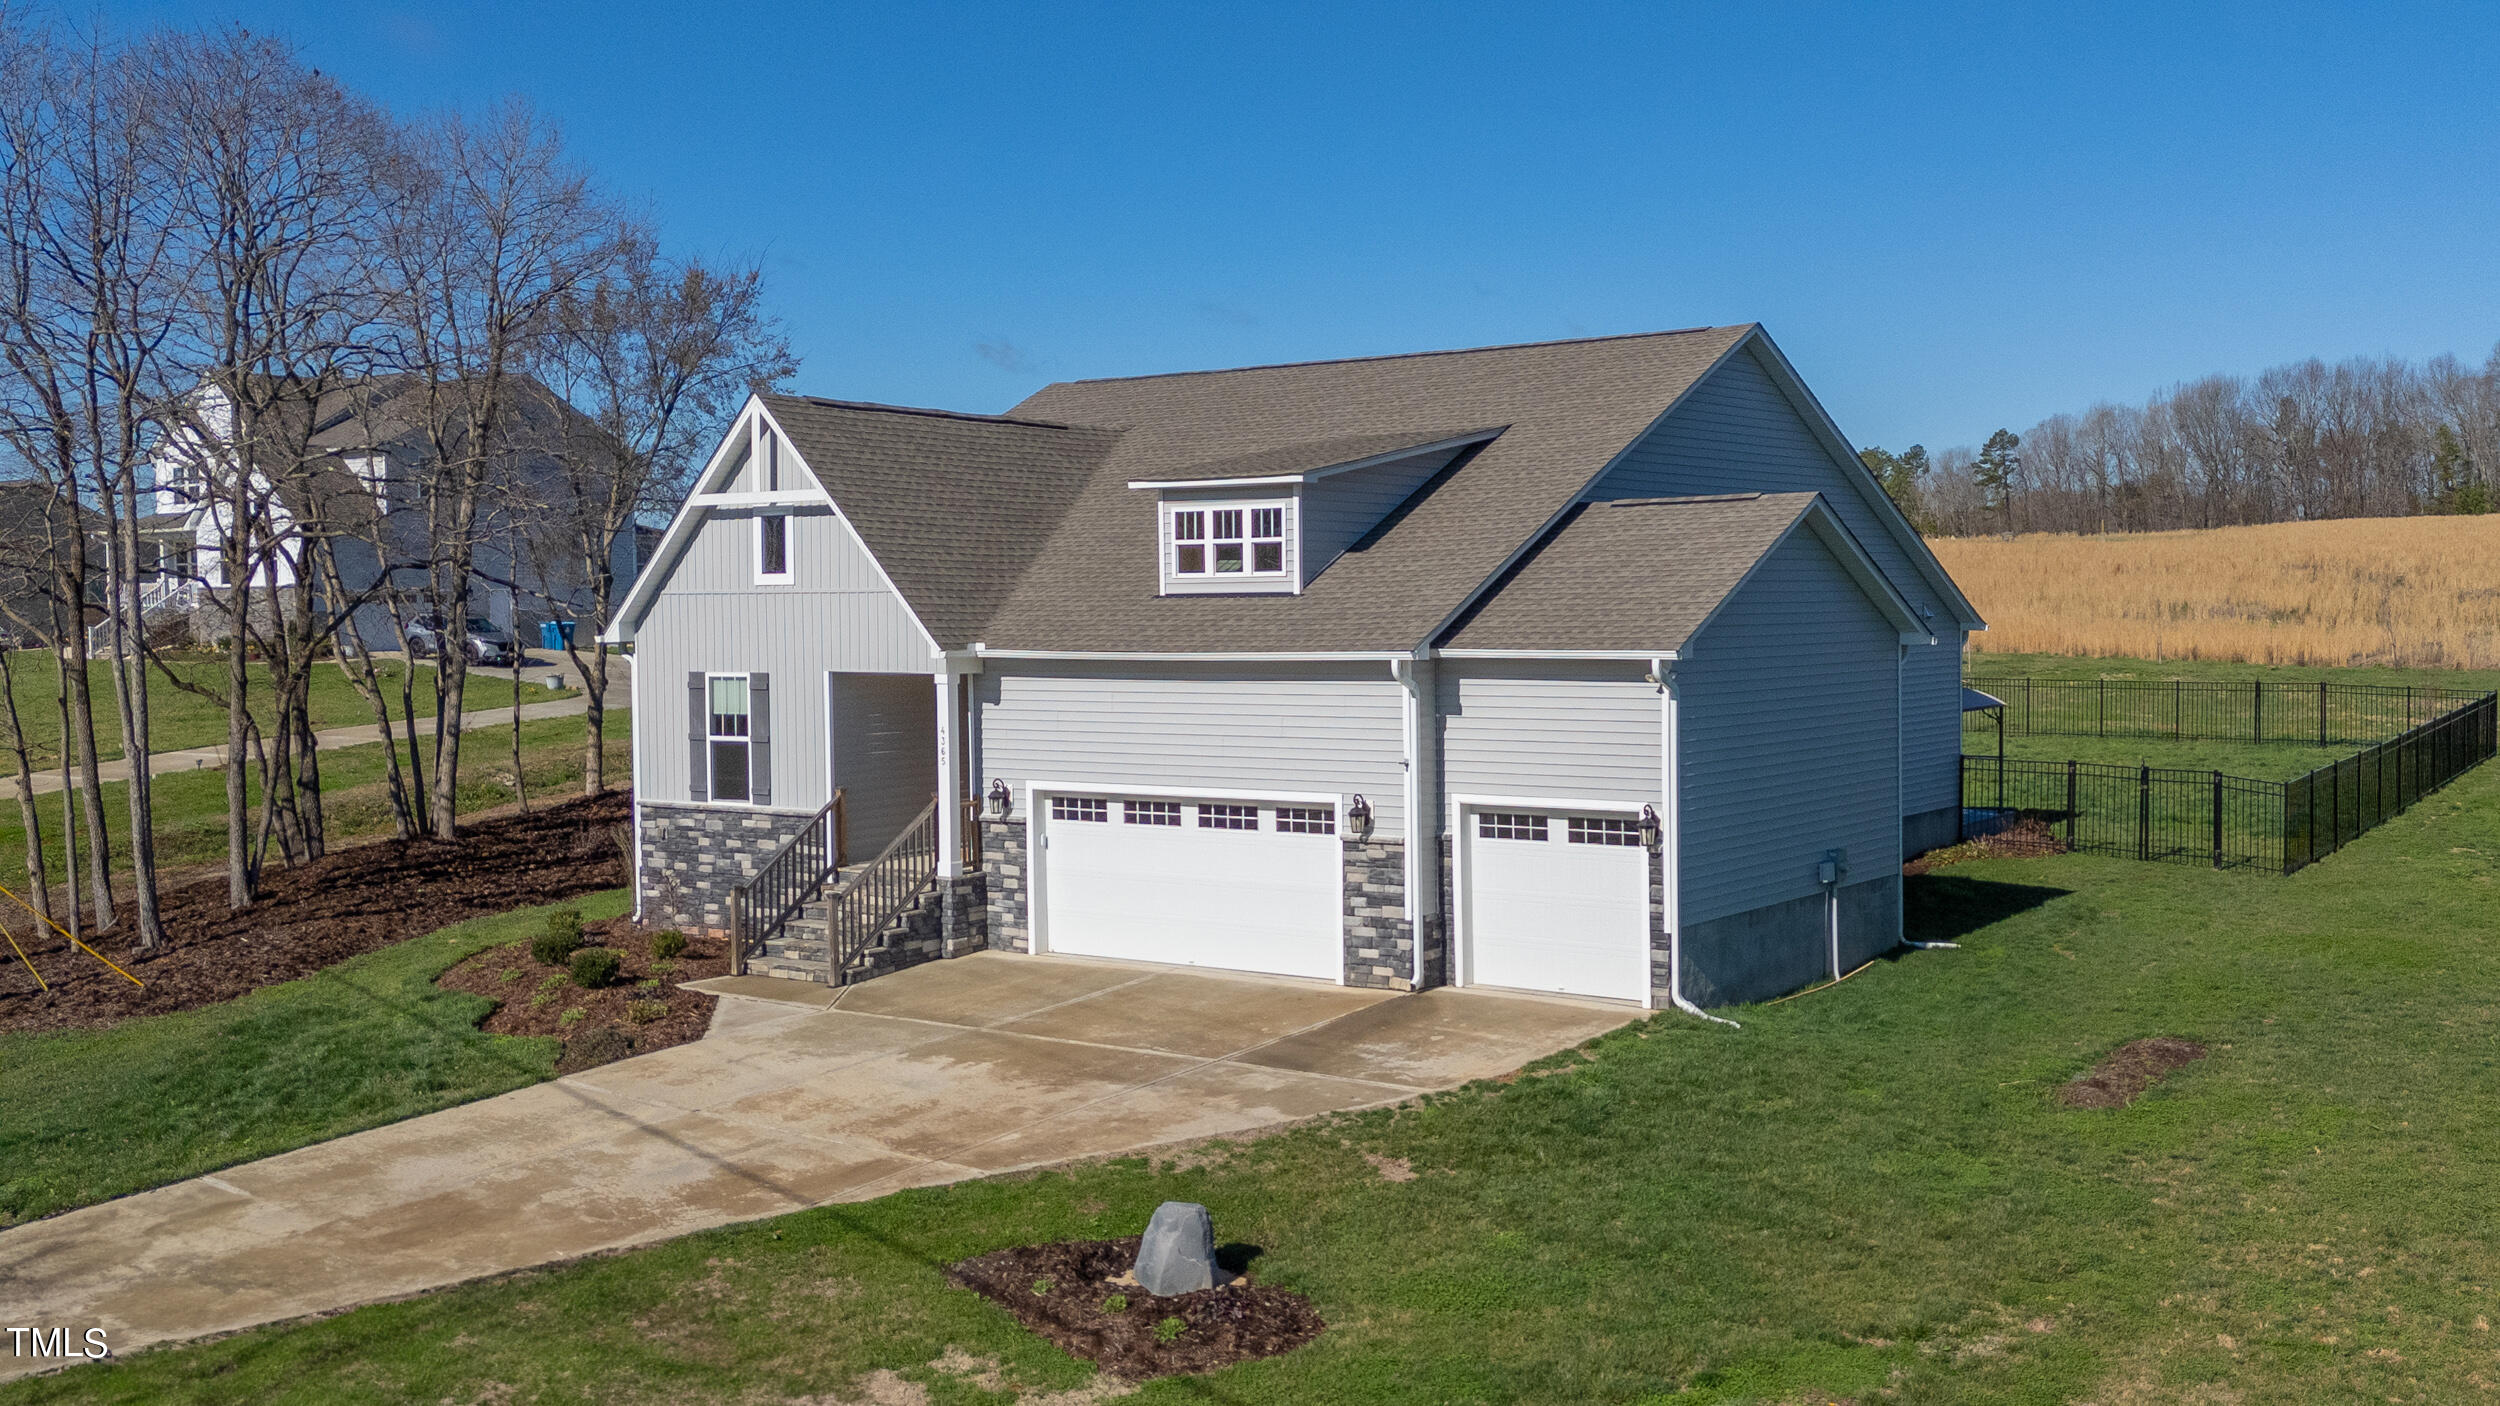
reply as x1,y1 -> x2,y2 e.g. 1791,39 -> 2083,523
1396,654 -> 1435,990
1657,657 -> 1737,1028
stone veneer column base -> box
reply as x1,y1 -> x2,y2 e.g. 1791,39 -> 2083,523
637,801 -> 819,938
1343,838 -> 1412,990
981,818 -> 1031,953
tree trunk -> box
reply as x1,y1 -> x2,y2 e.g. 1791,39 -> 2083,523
224,568 -> 254,910
0,648 -> 50,924
102,491 -> 166,949
50,645 -> 80,937
60,626 -> 114,931
580,641 -> 606,795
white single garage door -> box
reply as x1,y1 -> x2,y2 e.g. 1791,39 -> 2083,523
1039,794 -> 1343,981
1461,807 -> 1650,1002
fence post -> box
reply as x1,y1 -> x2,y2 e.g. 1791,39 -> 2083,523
2100,678 -> 2108,738
2330,758 -> 2340,853
2253,679 -> 2263,742
2138,763 -> 2151,861
2211,770 -> 2224,868
2175,679 -> 2184,737
2319,680 -> 2329,746
2065,758 -> 2078,850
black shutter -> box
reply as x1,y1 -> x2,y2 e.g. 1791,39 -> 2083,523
686,671 -> 709,802
749,672 -> 772,806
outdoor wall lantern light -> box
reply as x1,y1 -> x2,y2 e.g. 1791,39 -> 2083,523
1347,794 -> 1374,839
986,778 -> 1012,817
1640,803 -> 1662,851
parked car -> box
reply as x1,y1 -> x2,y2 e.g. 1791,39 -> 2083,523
403,613 -> 520,667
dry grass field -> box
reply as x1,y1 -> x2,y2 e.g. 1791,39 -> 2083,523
1934,514 -> 2500,669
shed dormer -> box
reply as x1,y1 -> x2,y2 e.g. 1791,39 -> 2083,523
1129,426 -> 1502,596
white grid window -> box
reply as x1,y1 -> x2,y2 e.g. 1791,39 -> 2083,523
1275,806 -> 1335,835
1124,800 -> 1181,826
756,513 -> 791,582
1568,816 -> 1642,846
707,675 -> 751,803
1051,796 -> 1108,822
1479,812 -> 1547,841
1198,803 -> 1258,830
1170,501 -> 1287,578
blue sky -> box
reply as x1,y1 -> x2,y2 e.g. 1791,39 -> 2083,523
89,0 -> 2500,450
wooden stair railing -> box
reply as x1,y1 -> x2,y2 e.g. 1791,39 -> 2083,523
822,795 -> 940,984
728,788 -> 846,976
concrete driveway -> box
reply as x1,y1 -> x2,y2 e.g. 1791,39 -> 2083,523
0,952 -> 1635,1378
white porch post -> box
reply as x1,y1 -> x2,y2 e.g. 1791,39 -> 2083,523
935,670 -> 962,879
1399,654 -> 1439,989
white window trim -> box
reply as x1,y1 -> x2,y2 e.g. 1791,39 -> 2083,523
705,671 -> 755,805
1160,494 -> 1299,595
754,512 -> 793,584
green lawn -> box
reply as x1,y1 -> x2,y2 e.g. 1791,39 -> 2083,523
1959,722 -> 2349,780
2,710 -> 631,881
0,891 -> 628,1229
17,684 -> 2500,1399
0,651 -> 574,769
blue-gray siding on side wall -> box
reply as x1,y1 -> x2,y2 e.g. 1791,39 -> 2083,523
1436,661 -> 1659,815
1677,527 -> 1901,930
976,659 -> 1410,837
1591,343 -> 1961,818
631,504 -> 934,807
1300,446 -> 1462,586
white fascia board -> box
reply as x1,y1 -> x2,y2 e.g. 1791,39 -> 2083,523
970,646 -> 1410,663
1419,334 -> 1760,651
1438,649 -> 1678,662
1739,329 -> 1986,630
1124,429 -> 1506,492
689,489 -> 824,508
1448,791 -> 1648,814
1026,778 -> 1346,807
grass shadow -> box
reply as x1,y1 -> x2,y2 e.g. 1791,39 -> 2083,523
1905,873 -> 2071,944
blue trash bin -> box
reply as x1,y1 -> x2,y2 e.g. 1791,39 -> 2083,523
539,620 -> 575,650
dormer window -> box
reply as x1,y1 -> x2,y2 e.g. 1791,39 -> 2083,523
1170,503 -> 1287,579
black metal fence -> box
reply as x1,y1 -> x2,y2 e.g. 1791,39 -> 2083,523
1960,692 -> 2498,873
1965,676 -> 2485,747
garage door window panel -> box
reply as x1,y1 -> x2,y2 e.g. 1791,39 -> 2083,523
1199,803 -> 1258,830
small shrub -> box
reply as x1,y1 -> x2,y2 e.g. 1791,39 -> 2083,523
497,967 -> 520,985
567,1023 -> 635,1067
557,1006 -> 586,1028
625,999 -> 668,1024
636,977 -> 661,990
649,930 -> 687,960
569,947 -> 622,989
1154,1316 -> 1187,1344
1031,1278 -> 1054,1297
1099,1293 -> 1128,1315
531,910 -> 586,967
649,960 -> 677,976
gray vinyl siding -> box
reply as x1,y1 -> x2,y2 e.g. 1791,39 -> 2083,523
631,504 -> 935,808
1299,446 -> 1462,585
1677,528 -> 1901,927
1593,344 -> 1961,816
1437,662 -> 1659,815
977,660 -> 1410,836
830,673 -> 939,854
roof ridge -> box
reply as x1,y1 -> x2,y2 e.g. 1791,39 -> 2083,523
1045,324 -> 1748,388
766,393 -> 1092,432
1604,492 -> 1784,507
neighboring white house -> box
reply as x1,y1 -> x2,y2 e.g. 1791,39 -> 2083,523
135,377 -> 641,650
609,326 -> 1985,1009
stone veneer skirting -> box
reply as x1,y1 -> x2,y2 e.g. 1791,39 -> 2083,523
637,801 -> 819,937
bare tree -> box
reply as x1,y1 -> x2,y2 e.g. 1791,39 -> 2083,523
536,232 -> 793,794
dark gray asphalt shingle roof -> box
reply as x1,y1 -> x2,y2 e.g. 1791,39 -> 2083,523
1124,426 -> 1505,484
1441,493 -> 1818,653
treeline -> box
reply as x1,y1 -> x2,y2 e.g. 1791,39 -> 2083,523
1864,346 -> 2500,538
0,15 -> 791,947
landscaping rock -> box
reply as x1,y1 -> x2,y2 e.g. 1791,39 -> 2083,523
1133,1200 -> 1219,1296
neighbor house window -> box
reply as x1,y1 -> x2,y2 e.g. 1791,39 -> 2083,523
1051,796 -> 1109,822
707,675 -> 751,802
756,513 -> 790,582
1567,816 -> 1641,846
1479,813 -> 1547,841
1169,502 -> 1287,578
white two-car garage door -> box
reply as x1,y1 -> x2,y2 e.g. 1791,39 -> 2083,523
1460,806 -> 1650,1003
1038,794 -> 1343,981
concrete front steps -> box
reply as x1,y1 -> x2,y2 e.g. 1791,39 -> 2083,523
751,879 -> 946,986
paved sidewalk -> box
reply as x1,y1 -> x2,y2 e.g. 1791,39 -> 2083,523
0,952 -> 1635,1380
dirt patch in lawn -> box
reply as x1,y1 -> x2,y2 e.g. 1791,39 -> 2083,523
949,1237 -> 1323,1381
1904,815 -> 2072,875
2059,1036 -> 2209,1109
436,915 -> 728,1073
0,790 -> 630,1035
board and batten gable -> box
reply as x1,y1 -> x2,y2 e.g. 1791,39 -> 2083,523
976,659 -> 1410,836
631,502 -> 935,810
1436,662 -> 1660,815
1590,343 -> 1963,829
1675,525 -> 1901,928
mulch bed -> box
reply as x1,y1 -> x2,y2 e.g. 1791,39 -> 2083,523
2059,1036 -> 2209,1109
1903,816 -> 2071,875
949,1237 -> 1324,1380
436,915 -> 728,1073
0,790 -> 632,1036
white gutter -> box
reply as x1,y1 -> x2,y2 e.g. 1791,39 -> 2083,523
1655,657 -> 1737,1028
970,646 -> 1410,664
